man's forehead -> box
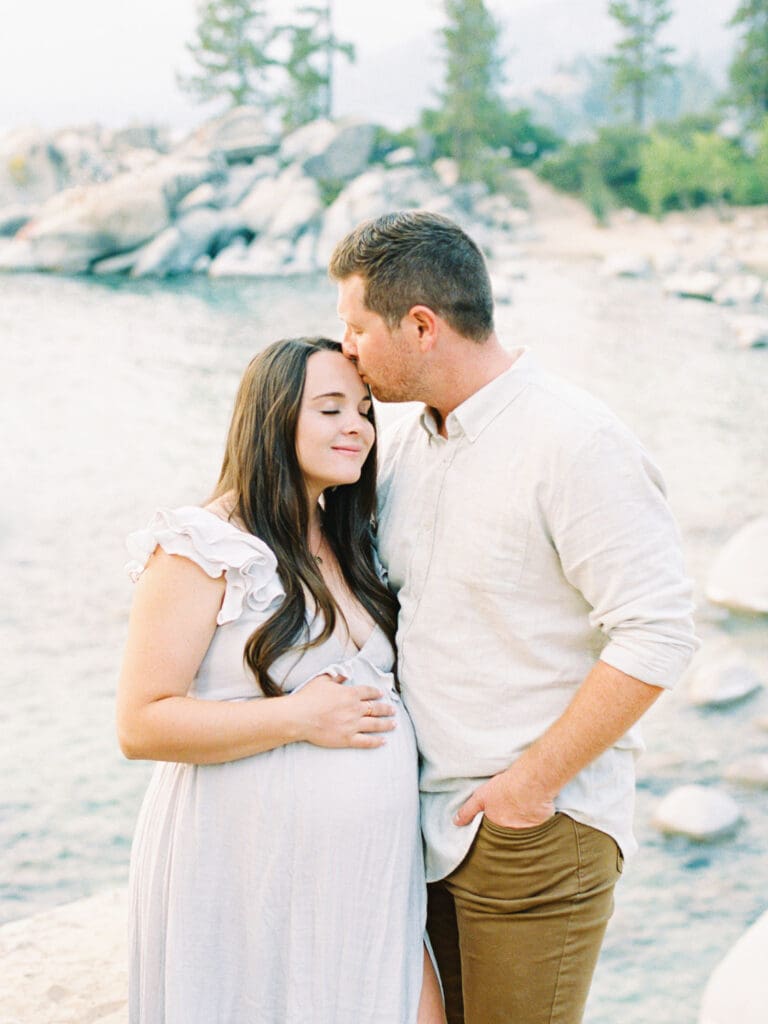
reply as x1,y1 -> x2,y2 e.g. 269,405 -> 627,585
337,275 -> 367,316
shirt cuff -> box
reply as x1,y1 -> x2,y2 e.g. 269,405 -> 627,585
599,640 -> 697,690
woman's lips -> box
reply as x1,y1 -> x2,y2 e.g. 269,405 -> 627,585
332,446 -> 364,455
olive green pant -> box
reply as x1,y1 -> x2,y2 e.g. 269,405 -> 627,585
427,813 -> 623,1024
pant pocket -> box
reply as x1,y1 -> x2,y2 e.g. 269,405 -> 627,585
481,810 -> 562,841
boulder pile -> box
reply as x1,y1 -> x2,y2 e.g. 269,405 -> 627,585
0,108 -> 530,280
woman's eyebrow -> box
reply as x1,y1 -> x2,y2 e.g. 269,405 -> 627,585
310,391 -> 371,403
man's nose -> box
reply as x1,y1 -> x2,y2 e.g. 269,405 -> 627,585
341,332 -> 357,359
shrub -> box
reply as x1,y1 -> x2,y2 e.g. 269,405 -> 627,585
638,133 -> 703,216
536,116 -> 768,215
536,125 -> 646,214
418,104 -> 562,176
637,130 -> 764,214
536,143 -> 591,194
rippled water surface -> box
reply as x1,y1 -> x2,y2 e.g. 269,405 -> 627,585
1,264 -> 766,1024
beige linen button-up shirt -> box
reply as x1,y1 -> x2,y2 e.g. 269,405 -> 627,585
377,349 -> 698,882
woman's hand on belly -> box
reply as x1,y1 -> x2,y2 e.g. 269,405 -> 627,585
290,673 -> 396,749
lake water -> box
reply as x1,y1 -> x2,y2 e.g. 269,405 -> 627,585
1,261 -> 766,1024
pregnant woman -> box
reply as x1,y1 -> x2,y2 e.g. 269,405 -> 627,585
117,337 -> 444,1023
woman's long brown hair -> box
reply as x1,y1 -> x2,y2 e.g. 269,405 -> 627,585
210,337 -> 398,697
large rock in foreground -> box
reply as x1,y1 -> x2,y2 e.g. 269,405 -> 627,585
699,907 -> 768,1024
0,888 -> 127,1023
652,784 -> 741,841
682,640 -> 763,707
706,518 -> 768,614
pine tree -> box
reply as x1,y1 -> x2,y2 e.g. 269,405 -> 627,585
276,3 -> 355,131
729,1 -> 768,125
436,0 -> 504,181
178,0 -> 276,109
607,0 -> 675,126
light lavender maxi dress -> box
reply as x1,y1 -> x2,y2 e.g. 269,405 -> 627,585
125,507 -> 425,1024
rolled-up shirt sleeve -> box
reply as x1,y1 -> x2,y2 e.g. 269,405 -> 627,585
549,424 -> 699,688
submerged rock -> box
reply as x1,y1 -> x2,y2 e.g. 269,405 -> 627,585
724,754 -> 768,788
706,518 -> 768,614
682,640 -> 763,707
699,907 -> 768,1024
652,784 -> 740,841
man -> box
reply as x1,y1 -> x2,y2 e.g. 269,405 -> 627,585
329,211 -> 697,1024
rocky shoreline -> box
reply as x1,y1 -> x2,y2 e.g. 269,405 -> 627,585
0,108 -> 528,279
1,882 -> 766,1024
2,107 -> 768,349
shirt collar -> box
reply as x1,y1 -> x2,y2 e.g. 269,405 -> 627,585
419,347 -> 533,443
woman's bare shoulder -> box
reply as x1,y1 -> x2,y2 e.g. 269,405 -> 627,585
204,492 -> 247,532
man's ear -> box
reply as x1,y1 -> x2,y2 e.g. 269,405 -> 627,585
407,305 -> 439,353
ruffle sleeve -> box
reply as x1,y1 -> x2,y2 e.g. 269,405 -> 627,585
125,506 -> 285,625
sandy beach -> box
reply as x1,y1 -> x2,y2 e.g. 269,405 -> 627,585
514,168 -> 768,275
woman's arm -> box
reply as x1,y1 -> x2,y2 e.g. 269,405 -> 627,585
116,549 -> 395,764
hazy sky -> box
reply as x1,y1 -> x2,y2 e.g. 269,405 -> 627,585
2,0 -> 739,135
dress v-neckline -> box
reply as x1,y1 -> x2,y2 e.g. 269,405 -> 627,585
196,506 -> 383,658
333,623 -> 381,658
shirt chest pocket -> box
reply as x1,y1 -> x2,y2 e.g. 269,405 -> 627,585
443,505 -> 530,593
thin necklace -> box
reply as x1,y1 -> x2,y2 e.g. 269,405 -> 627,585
311,527 -> 324,565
